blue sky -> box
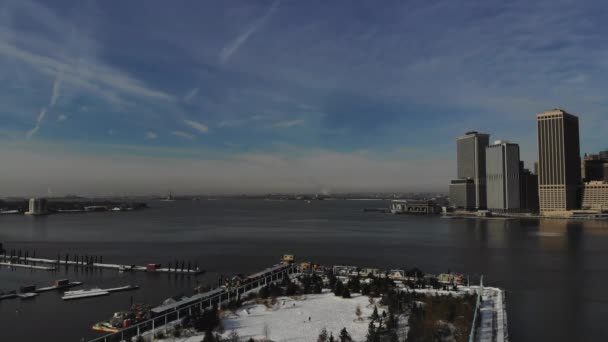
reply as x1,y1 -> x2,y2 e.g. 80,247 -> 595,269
0,0 -> 607,195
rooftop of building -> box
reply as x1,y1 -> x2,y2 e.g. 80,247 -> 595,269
536,108 -> 578,120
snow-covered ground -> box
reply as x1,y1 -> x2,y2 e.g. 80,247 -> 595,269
221,292 -> 383,342
158,291 -> 384,342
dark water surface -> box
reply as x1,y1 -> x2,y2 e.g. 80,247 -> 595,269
1,199 -> 608,341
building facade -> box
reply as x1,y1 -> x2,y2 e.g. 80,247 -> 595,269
537,109 -> 581,213
582,153 -> 608,182
581,182 -> 608,211
519,162 -> 539,213
390,200 -> 441,215
485,141 -> 521,212
449,179 -> 476,210
455,131 -> 490,209
25,198 -> 48,215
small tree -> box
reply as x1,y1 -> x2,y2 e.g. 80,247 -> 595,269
342,287 -> 351,299
317,328 -> 328,342
339,328 -> 352,342
368,297 -> 375,306
355,305 -> 362,321
365,322 -> 376,342
334,280 -> 344,297
329,333 -> 335,342
371,306 -> 379,320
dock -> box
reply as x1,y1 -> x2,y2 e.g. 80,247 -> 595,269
0,262 -> 56,271
62,285 -> 139,300
0,255 -> 203,275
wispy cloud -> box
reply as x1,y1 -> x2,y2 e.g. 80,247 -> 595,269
219,0 -> 281,64
50,76 -> 62,107
26,108 -> 47,139
183,87 -> 199,102
145,131 -> 158,140
272,119 -> 305,128
184,119 -> 209,134
171,131 -> 196,140
57,114 -> 67,122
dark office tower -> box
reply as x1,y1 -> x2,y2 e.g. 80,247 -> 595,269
583,153 -> 608,182
456,131 -> 490,209
520,161 -> 539,213
537,109 -> 581,213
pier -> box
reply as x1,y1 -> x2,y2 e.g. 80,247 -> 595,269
0,261 -> 56,271
87,262 -> 298,342
0,254 -> 203,275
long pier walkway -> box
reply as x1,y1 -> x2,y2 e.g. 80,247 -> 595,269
0,255 -> 202,275
88,262 -> 298,342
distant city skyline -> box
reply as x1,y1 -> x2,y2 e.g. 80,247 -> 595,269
1,1 -> 608,195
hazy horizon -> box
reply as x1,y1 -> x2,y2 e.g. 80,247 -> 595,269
1,1 -> 608,195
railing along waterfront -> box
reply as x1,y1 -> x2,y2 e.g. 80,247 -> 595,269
468,275 -> 484,342
87,264 -> 297,342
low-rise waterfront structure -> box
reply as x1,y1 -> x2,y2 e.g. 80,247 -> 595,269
582,181 -> 608,211
390,199 -> 441,214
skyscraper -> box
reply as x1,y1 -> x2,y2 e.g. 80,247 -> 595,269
455,131 -> 490,209
486,141 -> 520,212
537,108 -> 581,213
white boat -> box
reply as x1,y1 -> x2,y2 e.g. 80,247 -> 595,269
18,293 -> 38,300
62,288 -> 109,300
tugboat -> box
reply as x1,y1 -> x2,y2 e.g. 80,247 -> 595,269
92,303 -> 151,333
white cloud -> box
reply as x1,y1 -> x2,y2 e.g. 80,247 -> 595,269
171,131 -> 196,140
272,119 -> 304,128
57,114 -> 67,122
183,87 -> 199,102
26,108 -> 47,139
145,131 -> 158,140
184,119 -> 209,134
219,0 -> 281,64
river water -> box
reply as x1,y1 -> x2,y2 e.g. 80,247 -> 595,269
1,199 -> 607,341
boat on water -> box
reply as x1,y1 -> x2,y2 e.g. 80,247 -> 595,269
36,279 -> 83,292
105,285 -> 139,293
18,293 -> 38,300
92,303 -> 151,333
62,285 -> 139,300
62,288 -> 110,300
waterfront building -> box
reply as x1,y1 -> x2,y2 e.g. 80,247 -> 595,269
537,109 -> 581,213
449,179 -> 476,210
25,198 -> 48,215
449,131 -> 490,209
486,140 -> 521,212
390,199 -> 441,215
519,162 -> 540,213
582,153 -> 608,182
581,181 -> 608,211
